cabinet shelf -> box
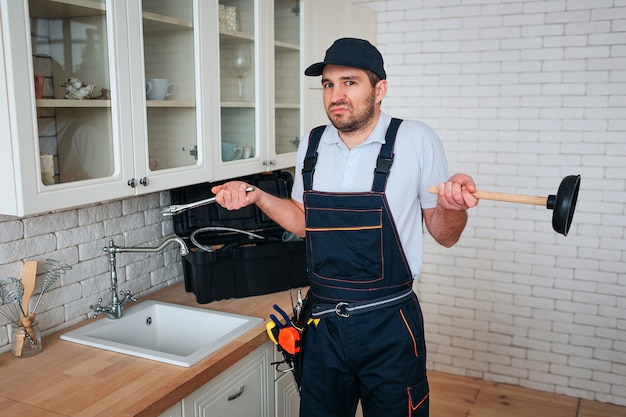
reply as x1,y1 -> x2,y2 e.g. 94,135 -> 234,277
36,99 -> 111,108
219,32 -> 298,51
143,11 -> 192,31
220,30 -> 255,42
275,40 -> 300,51
217,101 -> 300,110
29,0 -> 105,19
221,101 -> 255,108
35,99 -> 195,108
275,103 -> 300,109
146,100 -> 195,108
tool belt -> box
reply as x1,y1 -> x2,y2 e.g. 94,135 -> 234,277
312,288 -> 414,318
266,289 -> 315,391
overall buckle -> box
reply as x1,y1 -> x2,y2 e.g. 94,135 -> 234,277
335,302 -> 350,318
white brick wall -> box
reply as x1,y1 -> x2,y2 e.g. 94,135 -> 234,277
356,0 -> 625,407
0,192 -> 184,352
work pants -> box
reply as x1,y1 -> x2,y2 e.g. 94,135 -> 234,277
299,294 -> 429,417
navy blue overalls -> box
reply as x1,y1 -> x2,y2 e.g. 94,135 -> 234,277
299,119 -> 430,417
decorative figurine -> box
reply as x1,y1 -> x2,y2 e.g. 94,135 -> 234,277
90,88 -> 110,100
61,77 -> 96,100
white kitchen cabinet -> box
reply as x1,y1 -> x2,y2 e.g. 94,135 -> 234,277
275,371 -> 300,417
213,0 -> 376,182
0,0 -> 375,217
212,0 -> 302,181
183,342 -> 273,417
158,402 -> 183,417
273,347 -> 300,417
0,0 -> 213,216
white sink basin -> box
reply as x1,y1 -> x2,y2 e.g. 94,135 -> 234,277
60,300 -> 263,367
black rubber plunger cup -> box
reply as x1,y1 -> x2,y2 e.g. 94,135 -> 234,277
429,175 -> 581,236
546,175 -> 581,236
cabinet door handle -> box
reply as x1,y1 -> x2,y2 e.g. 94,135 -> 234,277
127,178 -> 137,188
227,385 -> 245,401
139,177 -> 149,186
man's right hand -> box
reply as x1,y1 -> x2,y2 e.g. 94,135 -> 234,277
211,181 -> 259,210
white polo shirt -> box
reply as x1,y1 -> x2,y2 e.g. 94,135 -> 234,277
291,112 -> 449,278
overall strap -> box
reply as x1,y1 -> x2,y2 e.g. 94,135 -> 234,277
372,118 -> 403,193
302,119 -> 403,192
302,125 -> 326,191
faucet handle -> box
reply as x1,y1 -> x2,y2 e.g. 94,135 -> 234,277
120,290 -> 137,305
89,298 -> 104,319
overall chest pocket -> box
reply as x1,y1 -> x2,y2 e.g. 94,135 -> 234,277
306,207 -> 383,283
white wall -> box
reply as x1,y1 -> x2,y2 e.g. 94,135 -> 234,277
353,0 -> 625,406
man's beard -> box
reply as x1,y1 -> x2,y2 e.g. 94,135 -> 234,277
327,91 -> 376,133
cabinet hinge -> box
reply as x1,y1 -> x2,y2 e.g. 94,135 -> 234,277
185,145 -> 198,160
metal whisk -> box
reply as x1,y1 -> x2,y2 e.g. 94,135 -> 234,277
0,277 -> 27,323
31,259 -> 72,315
1,276 -> 38,350
0,301 -> 16,323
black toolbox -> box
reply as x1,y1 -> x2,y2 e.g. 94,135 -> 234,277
170,171 -> 309,304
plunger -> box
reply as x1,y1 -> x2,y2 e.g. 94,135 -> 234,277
429,175 -> 581,236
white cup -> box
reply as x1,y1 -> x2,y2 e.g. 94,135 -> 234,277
146,78 -> 176,100
222,142 -> 243,161
242,146 -> 253,158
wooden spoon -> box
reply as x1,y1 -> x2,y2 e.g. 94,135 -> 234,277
19,260 -> 38,325
15,260 -> 38,356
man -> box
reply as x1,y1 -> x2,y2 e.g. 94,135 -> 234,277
213,38 -> 478,417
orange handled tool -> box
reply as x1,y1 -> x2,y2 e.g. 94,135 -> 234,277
266,321 -> 279,345
277,326 -> 301,355
269,304 -> 302,355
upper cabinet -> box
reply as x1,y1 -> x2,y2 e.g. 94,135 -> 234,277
212,0 -> 302,181
0,0 -> 212,216
0,0 -> 374,217
136,1 -> 207,181
212,0 -> 375,182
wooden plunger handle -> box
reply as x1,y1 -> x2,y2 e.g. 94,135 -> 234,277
428,186 -> 548,206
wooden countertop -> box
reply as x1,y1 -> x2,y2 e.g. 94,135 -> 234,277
0,283 -> 296,417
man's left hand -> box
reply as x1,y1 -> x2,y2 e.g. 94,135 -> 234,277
434,173 -> 479,210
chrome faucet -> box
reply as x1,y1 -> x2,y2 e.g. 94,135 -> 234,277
90,236 -> 189,319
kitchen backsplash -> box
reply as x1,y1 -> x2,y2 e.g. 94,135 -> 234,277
0,191 -> 185,353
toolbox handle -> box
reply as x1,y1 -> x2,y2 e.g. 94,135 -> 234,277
190,226 -> 266,253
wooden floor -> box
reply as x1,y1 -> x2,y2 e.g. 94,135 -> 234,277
429,371 -> 626,417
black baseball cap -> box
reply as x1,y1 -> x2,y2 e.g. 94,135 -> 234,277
304,38 -> 386,80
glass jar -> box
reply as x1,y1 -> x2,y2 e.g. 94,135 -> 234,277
11,321 -> 43,358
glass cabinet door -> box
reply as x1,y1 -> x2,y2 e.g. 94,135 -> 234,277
219,0 -> 256,163
30,0 -> 114,185
273,0 -> 301,157
142,0 -> 197,172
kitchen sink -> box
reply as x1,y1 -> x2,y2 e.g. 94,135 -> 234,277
60,300 -> 263,367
